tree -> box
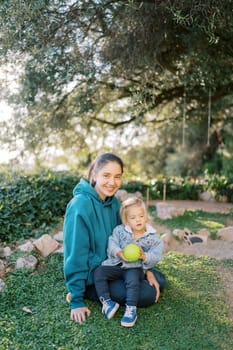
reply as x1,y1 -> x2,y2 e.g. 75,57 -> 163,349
0,0 -> 233,176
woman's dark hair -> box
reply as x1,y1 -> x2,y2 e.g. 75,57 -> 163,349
87,153 -> 124,187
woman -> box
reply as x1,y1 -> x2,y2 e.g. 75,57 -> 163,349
63,153 -> 166,323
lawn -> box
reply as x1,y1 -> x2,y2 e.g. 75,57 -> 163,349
1,253 -> 233,350
1,209 -> 233,350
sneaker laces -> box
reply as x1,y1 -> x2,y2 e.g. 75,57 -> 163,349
100,298 -> 110,313
125,306 -> 136,318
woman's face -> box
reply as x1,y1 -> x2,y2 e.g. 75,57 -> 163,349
94,161 -> 122,200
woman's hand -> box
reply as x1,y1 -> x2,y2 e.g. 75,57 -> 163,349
70,307 -> 91,323
146,270 -> 160,303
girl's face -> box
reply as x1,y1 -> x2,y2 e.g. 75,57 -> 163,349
94,161 -> 122,200
126,205 -> 147,235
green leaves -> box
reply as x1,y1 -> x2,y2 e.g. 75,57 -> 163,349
0,1 -> 233,177
0,171 -> 79,243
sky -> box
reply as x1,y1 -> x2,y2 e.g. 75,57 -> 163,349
0,101 -> 16,164
0,63 -> 22,164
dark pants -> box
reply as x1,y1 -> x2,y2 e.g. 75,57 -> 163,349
94,265 -> 144,306
86,268 -> 166,307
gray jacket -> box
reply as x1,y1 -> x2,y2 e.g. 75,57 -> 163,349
102,223 -> 163,271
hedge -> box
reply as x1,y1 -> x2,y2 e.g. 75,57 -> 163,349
0,172 -> 80,243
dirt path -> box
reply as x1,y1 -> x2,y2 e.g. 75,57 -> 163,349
172,240 -> 233,260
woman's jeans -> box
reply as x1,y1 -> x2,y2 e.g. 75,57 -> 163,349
94,265 -> 144,306
85,268 -> 166,307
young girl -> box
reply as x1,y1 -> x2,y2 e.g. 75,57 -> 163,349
94,197 -> 164,327
63,153 -> 166,324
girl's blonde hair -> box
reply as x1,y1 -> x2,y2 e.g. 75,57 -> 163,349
120,197 -> 148,225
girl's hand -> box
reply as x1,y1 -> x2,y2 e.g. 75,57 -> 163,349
70,307 -> 91,323
146,270 -> 160,303
139,247 -> 146,260
116,250 -> 128,262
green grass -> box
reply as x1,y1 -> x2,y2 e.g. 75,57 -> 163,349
1,253 -> 233,350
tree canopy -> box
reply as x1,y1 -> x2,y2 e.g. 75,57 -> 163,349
0,0 -> 233,177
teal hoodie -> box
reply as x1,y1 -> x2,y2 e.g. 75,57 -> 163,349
63,178 -> 121,309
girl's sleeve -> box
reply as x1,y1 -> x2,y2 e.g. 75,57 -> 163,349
63,199 -> 90,309
142,235 -> 164,270
106,226 -> 122,258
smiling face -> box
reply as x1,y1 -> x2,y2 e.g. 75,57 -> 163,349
93,161 -> 122,200
126,204 -> 147,235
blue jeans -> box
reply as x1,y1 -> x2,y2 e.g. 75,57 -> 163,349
85,268 -> 166,307
94,265 -> 144,306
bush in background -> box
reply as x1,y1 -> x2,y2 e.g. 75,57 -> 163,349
122,173 -> 233,202
0,171 -> 80,243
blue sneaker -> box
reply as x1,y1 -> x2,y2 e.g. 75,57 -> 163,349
101,299 -> 120,319
121,305 -> 137,327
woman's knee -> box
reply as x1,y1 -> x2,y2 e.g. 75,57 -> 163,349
153,269 -> 167,291
137,280 -> 156,307
137,270 -> 167,307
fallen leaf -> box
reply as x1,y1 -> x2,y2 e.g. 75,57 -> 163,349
22,307 -> 33,314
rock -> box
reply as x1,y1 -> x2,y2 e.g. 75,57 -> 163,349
132,191 -> 143,199
18,241 -> 34,252
199,191 -> 215,202
173,228 -> 187,239
0,278 -> 6,292
33,234 -> 60,257
217,195 -> 228,203
161,232 -> 180,252
156,202 -> 185,219
0,246 -> 12,258
53,231 -> 63,242
54,246 -> 64,254
217,226 -> 233,241
115,190 -> 129,202
196,229 -> 210,241
115,190 -> 143,203
0,260 -> 5,278
16,255 -> 38,270
225,218 -> 233,226
172,228 -> 209,245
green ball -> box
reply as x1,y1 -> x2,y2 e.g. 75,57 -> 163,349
123,243 -> 140,262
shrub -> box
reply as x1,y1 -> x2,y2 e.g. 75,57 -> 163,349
0,171 -> 80,243
123,175 -> 233,202
122,181 -> 149,197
